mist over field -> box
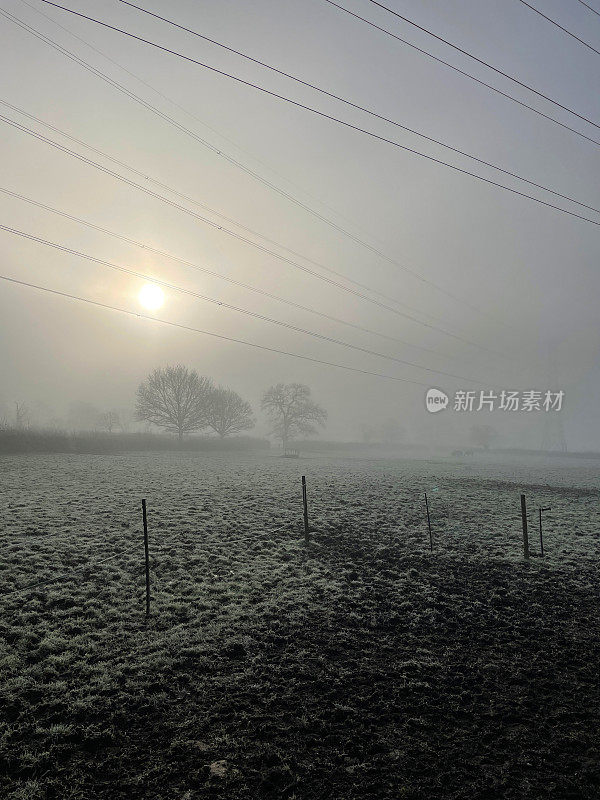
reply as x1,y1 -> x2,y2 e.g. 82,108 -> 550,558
1,0 -> 599,450
1,1 -> 599,798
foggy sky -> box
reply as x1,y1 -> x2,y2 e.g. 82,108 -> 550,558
1,0 -> 599,447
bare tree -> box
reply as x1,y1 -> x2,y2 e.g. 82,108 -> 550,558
135,365 -> 213,440
98,410 -> 121,433
206,387 -> 255,438
14,402 -> 31,430
261,383 -> 327,449
117,409 -> 135,433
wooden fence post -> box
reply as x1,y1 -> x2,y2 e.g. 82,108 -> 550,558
520,494 -> 529,560
425,493 -> 433,552
142,499 -> 151,616
539,507 -> 550,556
301,476 -> 309,545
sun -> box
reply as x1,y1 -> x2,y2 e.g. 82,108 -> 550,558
138,283 -> 165,311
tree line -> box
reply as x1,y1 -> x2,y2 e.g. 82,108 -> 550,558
135,364 -> 327,447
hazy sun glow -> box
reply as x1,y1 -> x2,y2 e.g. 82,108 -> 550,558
138,283 -> 165,311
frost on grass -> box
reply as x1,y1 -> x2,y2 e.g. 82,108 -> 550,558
0,452 -> 599,798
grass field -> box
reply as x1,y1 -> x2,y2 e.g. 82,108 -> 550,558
1,451 -> 599,798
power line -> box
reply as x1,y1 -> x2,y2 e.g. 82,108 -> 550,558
574,0 -> 600,19
19,0 -> 409,266
322,0 -> 600,147
0,273 -> 445,387
364,0 -> 600,132
118,0 -> 599,216
1,113 -> 502,355
5,6 -> 504,328
28,0 -> 596,384
33,2 -> 600,227
0,109 -> 439,331
2,96 -> 479,335
1,185 -> 458,361
517,0 -> 600,55
0,223 -> 488,385
0,14 -> 485,336
20,0 -> 416,270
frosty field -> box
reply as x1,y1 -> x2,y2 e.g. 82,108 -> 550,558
1,450 -> 599,799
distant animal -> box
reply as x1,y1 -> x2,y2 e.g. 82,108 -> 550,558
452,449 -> 474,457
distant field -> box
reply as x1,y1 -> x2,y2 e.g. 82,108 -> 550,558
1,452 -> 599,798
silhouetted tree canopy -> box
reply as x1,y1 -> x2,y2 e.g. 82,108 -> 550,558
261,383 -> 327,449
207,388 -> 255,438
98,411 -> 121,434
135,365 -> 213,440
